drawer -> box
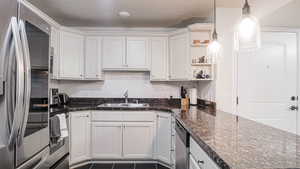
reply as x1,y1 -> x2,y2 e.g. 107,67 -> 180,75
123,111 -> 154,122
92,111 -> 123,121
190,137 -> 219,169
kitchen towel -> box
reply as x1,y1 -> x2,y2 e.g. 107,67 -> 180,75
50,115 -> 61,139
57,114 -> 68,138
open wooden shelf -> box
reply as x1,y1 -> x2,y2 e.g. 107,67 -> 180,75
191,63 -> 213,66
191,44 -> 209,47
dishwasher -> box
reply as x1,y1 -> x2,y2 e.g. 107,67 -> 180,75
175,120 -> 190,169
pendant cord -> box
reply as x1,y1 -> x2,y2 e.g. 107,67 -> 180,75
212,0 -> 218,40
214,0 -> 216,32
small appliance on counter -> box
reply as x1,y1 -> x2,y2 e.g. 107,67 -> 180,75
58,93 -> 70,106
188,88 -> 197,106
50,88 -> 60,106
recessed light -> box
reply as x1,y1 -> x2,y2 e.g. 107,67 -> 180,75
119,11 -> 130,18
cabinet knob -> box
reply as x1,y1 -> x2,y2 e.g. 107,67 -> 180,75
197,160 -> 204,164
289,105 -> 298,111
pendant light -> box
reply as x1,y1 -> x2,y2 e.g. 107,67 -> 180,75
208,0 -> 221,62
235,0 -> 261,50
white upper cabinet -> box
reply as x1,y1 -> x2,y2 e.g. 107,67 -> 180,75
59,30 -> 84,79
70,111 -> 91,165
150,37 -> 168,81
85,36 -> 103,80
102,36 -> 150,70
169,33 -> 191,80
50,27 -> 60,79
156,112 -> 172,164
102,36 -> 126,69
126,37 -> 150,70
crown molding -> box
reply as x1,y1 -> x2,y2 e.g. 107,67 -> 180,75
20,0 -> 61,28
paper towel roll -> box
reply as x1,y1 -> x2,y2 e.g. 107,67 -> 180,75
189,88 -> 197,105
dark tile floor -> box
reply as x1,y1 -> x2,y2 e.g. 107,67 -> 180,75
74,163 -> 170,169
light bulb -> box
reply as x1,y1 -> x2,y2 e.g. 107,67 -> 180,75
208,40 -> 221,55
238,16 -> 258,40
208,40 -> 221,63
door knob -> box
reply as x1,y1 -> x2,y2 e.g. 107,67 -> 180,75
289,105 -> 298,111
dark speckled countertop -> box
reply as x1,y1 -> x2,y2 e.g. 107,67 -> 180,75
50,98 -> 300,169
173,108 -> 300,169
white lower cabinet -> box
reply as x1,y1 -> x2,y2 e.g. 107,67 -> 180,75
123,122 -> 154,158
70,111 -> 90,165
70,111 -> 173,166
156,113 -> 172,164
91,122 -> 123,159
190,137 -> 219,169
190,154 -> 202,169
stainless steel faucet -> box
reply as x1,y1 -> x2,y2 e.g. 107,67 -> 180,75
123,90 -> 129,104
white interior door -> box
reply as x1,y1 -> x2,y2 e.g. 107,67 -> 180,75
237,32 -> 298,135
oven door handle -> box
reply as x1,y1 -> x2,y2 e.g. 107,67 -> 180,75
3,17 -> 25,149
17,20 -> 31,145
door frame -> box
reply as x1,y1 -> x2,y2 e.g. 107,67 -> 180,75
234,26 -> 300,135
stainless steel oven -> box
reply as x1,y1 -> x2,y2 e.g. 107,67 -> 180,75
176,120 -> 190,169
47,112 -> 69,169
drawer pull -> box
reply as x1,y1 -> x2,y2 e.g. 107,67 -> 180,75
197,160 -> 204,164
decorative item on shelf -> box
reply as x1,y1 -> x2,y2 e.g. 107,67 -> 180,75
192,56 -> 210,64
194,70 -> 211,80
192,40 -> 210,46
199,56 -> 205,63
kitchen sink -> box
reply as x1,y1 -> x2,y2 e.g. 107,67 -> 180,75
97,103 -> 150,108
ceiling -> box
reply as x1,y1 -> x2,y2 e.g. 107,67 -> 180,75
261,0 -> 300,27
27,0 -> 242,27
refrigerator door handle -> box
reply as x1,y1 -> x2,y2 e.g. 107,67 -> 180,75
17,147 -> 49,169
3,17 -> 25,149
17,20 -> 31,145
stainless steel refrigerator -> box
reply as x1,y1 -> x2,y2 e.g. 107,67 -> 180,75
0,0 -> 50,169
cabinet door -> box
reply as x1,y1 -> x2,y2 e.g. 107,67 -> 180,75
190,138 -> 220,169
126,37 -> 149,70
123,122 -> 154,158
91,122 -> 123,159
85,37 -> 102,80
60,31 -> 84,79
70,112 -> 90,164
150,37 -> 168,81
102,36 -> 126,69
50,27 -> 60,79
156,113 -> 172,164
189,154 -> 202,169
169,33 -> 190,80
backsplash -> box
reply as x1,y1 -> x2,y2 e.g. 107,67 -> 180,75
68,97 -> 182,108
51,72 -> 196,98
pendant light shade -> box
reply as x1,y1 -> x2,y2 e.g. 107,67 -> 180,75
235,0 -> 261,50
208,31 -> 221,62
208,0 -> 221,62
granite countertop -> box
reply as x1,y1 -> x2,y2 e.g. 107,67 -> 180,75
174,107 -> 300,169
50,102 -> 300,169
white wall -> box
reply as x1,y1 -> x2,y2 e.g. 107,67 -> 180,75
215,8 -> 241,113
52,72 -> 196,98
